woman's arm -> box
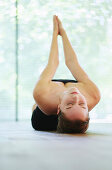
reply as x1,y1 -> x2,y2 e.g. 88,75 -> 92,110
56,15 -> 101,101
33,16 -> 59,95
40,15 -> 59,81
61,30 -> 89,82
57,16 -> 90,82
61,30 -> 101,101
39,33 -> 59,82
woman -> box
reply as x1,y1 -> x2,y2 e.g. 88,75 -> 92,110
31,15 -> 101,133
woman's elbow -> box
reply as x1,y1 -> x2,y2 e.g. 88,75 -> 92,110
94,89 -> 101,104
33,88 -> 41,102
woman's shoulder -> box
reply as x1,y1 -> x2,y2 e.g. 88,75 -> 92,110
81,79 -> 101,101
77,81 -> 101,111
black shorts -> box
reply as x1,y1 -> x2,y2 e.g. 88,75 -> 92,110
31,106 -> 58,131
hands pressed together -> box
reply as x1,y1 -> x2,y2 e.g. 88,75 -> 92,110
53,15 -> 65,37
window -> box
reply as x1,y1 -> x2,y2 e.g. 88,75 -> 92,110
0,0 -> 112,121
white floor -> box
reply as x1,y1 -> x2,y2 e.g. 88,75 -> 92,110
0,121 -> 112,170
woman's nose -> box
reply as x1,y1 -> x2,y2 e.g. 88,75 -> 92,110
73,95 -> 78,103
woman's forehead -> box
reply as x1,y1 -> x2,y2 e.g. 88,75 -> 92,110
64,108 -> 87,120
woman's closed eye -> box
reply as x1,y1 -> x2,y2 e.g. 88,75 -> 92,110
79,103 -> 84,106
66,103 -> 86,109
67,103 -> 73,105
66,103 -> 73,109
79,103 -> 86,109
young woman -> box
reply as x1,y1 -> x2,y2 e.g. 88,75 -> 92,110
31,15 -> 101,133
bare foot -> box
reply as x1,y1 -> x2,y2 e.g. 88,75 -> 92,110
56,16 -> 65,36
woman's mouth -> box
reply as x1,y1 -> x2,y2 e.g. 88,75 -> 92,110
71,92 -> 78,94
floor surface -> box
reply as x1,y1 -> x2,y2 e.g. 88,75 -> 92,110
0,121 -> 112,170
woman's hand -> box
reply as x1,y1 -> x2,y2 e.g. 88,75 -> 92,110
53,15 -> 65,37
56,16 -> 65,36
53,15 -> 59,36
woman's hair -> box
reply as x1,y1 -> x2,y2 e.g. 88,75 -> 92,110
57,110 -> 90,133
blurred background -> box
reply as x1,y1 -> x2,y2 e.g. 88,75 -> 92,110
0,0 -> 112,122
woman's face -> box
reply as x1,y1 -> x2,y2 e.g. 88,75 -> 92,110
59,87 -> 88,121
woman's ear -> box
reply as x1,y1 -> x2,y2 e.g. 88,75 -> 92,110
57,104 -> 61,115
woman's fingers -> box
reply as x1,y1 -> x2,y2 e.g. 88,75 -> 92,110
55,16 -> 65,36
53,15 -> 59,35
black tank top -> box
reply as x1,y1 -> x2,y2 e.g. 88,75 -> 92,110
52,79 -> 78,84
